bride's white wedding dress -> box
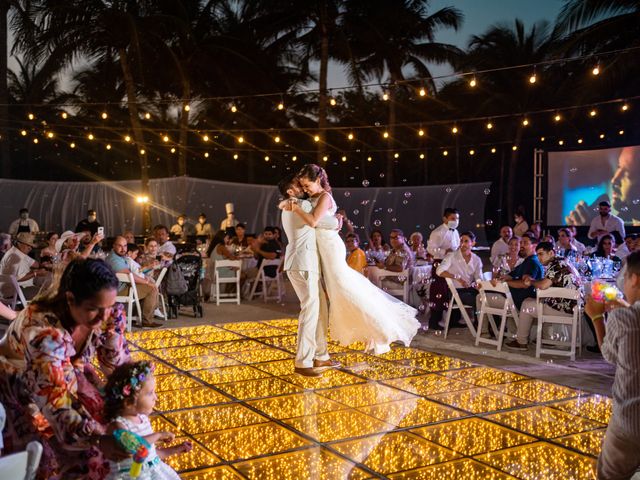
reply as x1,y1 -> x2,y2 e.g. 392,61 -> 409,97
312,193 -> 420,354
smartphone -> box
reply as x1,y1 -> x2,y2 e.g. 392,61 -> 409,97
97,226 -> 104,236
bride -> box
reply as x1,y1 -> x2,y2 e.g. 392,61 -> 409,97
288,164 -> 420,354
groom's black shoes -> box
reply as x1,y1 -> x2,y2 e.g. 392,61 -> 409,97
313,359 -> 342,370
294,367 -> 323,377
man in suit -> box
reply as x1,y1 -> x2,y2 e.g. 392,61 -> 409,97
278,174 -> 341,377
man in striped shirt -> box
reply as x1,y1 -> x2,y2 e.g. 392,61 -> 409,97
586,251 -> 640,480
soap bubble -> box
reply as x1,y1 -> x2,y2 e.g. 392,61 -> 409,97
569,167 -> 578,173
392,217 -> 397,222
373,219 -> 382,227
620,206 -> 629,212
484,188 -> 491,195
379,173 -> 385,178
397,275 -> 407,282
344,191 -> 351,197
633,199 -> 640,205
404,192 -> 412,198
353,209 -> 360,215
387,208 -> 393,213
361,200 -> 370,206
445,187 -> 452,193
486,219 -> 494,226
429,224 -> 435,230
402,200 -> 409,205
362,179 -> 370,187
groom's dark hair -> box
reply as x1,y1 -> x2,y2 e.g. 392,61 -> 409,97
278,174 -> 297,198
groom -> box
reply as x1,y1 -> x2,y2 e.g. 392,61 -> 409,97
278,174 -> 341,377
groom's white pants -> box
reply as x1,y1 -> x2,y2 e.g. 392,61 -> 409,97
287,270 -> 330,368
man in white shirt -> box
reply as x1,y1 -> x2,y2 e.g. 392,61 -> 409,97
220,203 -> 239,231
490,226 -> 512,264
617,234 -> 637,260
427,207 -> 461,330
153,225 -> 176,257
568,226 -> 587,254
8,208 -> 39,235
0,233 -> 47,299
436,231 -> 483,327
588,201 -> 625,244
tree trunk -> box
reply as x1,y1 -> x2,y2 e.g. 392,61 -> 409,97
506,127 -> 524,221
178,77 -> 190,177
119,47 -> 151,234
0,1 -> 9,178
317,1 -> 329,163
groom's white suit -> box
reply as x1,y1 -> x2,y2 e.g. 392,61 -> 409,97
281,202 -> 338,368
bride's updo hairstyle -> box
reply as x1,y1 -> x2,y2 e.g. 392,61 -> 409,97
297,164 -> 331,193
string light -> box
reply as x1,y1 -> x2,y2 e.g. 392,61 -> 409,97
512,145 -> 518,151
313,135 -> 320,142
136,195 -> 149,203
554,114 -> 561,122
101,112 -> 108,120
486,122 -> 493,130
469,149 -> 475,155
382,92 -> 389,101
592,64 -> 600,76
237,135 -> 244,143
578,138 -> 583,144
419,153 -> 425,159
418,87 -> 427,97
265,155 -> 270,161
106,144 -> 112,150
88,133 -> 94,140
33,138 -> 38,144
443,150 -> 449,156
529,72 -> 537,84
589,109 -> 597,117
469,77 -> 477,88
233,153 -> 239,159
347,133 -> 354,140
124,135 -> 131,142
144,112 -> 151,120
394,153 -> 400,158
230,104 -> 237,113
329,97 -> 337,106
292,155 -> 297,161
46,132 -> 54,139
70,142 -> 75,148
162,135 -> 170,142
341,155 -> 347,162
202,134 -> 209,142
599,133 -> 605,139
522,118 -> 529,126
20,130 -> 27,136
382,131 -> 389,139
61,112 -> 68,119
491,147 -> 497,153
621,103 -> 629,111
204,152 -> 209,158
540,136 -> 546,142
558,140 -> 564,145
619,130 -> 624,135
170,147 -> 176,153
274,136 -> 280,143
277,101 -> 285,111
322,155 -> 328,161
28,113 -> 34,120
184,105 -> 190,112
418,129 -> 425,136
140,148 -> 146,154
451,126 -> 458,134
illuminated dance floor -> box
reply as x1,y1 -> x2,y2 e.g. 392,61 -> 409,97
127,319 -> 609,479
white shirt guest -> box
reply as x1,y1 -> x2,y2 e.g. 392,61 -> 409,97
427,218 -> 460,260
588,201 -> 625,243
0,233 -> 46,297
8,208 -> 39,235
437,240 -> 483,288
490,226 -> 513,264
153,225 -> 177,257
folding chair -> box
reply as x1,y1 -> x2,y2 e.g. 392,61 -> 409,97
154,267 -> 168,321
375,269 -> 410,303
214,260 -> 242,305
443,278 -> 477,339
475,280 -> 520,351
0,440 -> 42,480
536,287 -> 582,361
0,274 -> 28,310
248,259 -> 284,302
115,273 -> 143,331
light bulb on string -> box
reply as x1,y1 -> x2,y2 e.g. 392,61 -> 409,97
592,64 -> 600,76
418,129 -> 425,137
33,138 -> 38,144
469,77 -> 477,88
486,121 -> 493,130
184,105 -> 190,112
529,72 -> 537,84
70,142 -> 76,149
491,147 -> 496,153
88,133 -> 94,140
139,148 -> 145,155
347,132 -> 354,140
418,86 -> 426,97
46,132 -> 54,139
394,153 -> 399,159
589,109 -> 597,117
599,133 -> 605,139
204,152 -> 209,158
367,156 -> 372,162
20,130 -> 27,136
313,135 -> 320,142
61,112 -> 68,119
292,155 -> 297,161
558,140 -> 564,145
451,126 -> 458,134
512,145 -> 518,151
124,135 -> 131,142
329,97 -> 337,106
341,155 -> 347,162
162,135 -> 170,143
469,149 -> 475,155
621,103 -> 629,111
277,97 -> 285,110
170,147 -> 176,153
619,130 -> 624,135
382,131 -> 389,139
382,91 -> 389,101
233,153 -> 238,160
28,113 -> 34,120
106,144 -> 112,150
578,138 -> 583,144
101,112 -> 108,120
202,134 -> 209,142
274,135 -> 281,143
230,104 -> 237,113
522,118 -> 529,126
419,153 -> 425,159
237,135 -> 244,143
322,155 -> 328,161
443,150 -> 448,156
144,112 -> 151,120
554,113 -> 561,122
540,136 -> 546,142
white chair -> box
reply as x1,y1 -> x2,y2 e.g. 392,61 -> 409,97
214,260 -> 242,305
115,273 -> 143,331
154,267 -> 168,321
375,269 -> 410,303
443,278 -> 477,339
0,274 -> 28,311
536,287 -> 582,361
0,440 -> 42,480
248,259 -> 284,302
475,280 -> 520,351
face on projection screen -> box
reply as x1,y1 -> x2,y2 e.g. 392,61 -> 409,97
547,145 -> 640,226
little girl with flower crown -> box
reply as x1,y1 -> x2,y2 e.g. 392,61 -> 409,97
103,361 -> 192,479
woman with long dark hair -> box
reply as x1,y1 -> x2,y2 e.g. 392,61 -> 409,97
288,164 -> 419,354
0,258 -> 130,478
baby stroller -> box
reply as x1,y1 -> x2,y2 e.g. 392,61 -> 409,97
167,253 -> 204,318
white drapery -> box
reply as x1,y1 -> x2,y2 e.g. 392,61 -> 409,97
0,177 -> 491,244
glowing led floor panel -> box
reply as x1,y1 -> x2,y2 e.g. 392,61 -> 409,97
128,320 -> 607,479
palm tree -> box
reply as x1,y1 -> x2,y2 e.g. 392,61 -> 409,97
340,0 -> 463,185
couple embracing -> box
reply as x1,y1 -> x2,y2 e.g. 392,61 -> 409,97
279,164 -> 420,376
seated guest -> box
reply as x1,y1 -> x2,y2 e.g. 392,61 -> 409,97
376,228 -> 413,272
153,224 -> 176,257
588,200 -> 625,244
529,222 -> 543,241
0,258 -> 130,478
195,213 -> 214,239
367,229 -> 390,262
125,243 -> 143,276
592,234 -> 622,262
232,223 -> 250,248
436,231 -> 483,326
492,233 -> 544,311
557,228 -> 578,258
0,233 -> 49,299
568,226 -> 587,254
123,230 -> 135,244
490,226 -> 513,264
75,208 -> 102,236
505,241 -> 580,350
39,231 -> 59,259
204,230 -> 244,300
248,227 -> 281,279
8,208 -> 39,235
0,233 -> 11,261
492,236 -> 523,276
273,226 -> 285,251
616,233 -> 637,260
409,232 -> 427,261
106,236 -> 160,327
170,214 -> 194,241
346,233 -> 367,275
56,230 -> 104,263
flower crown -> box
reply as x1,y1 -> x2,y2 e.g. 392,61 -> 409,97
108,361 -> 155,401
